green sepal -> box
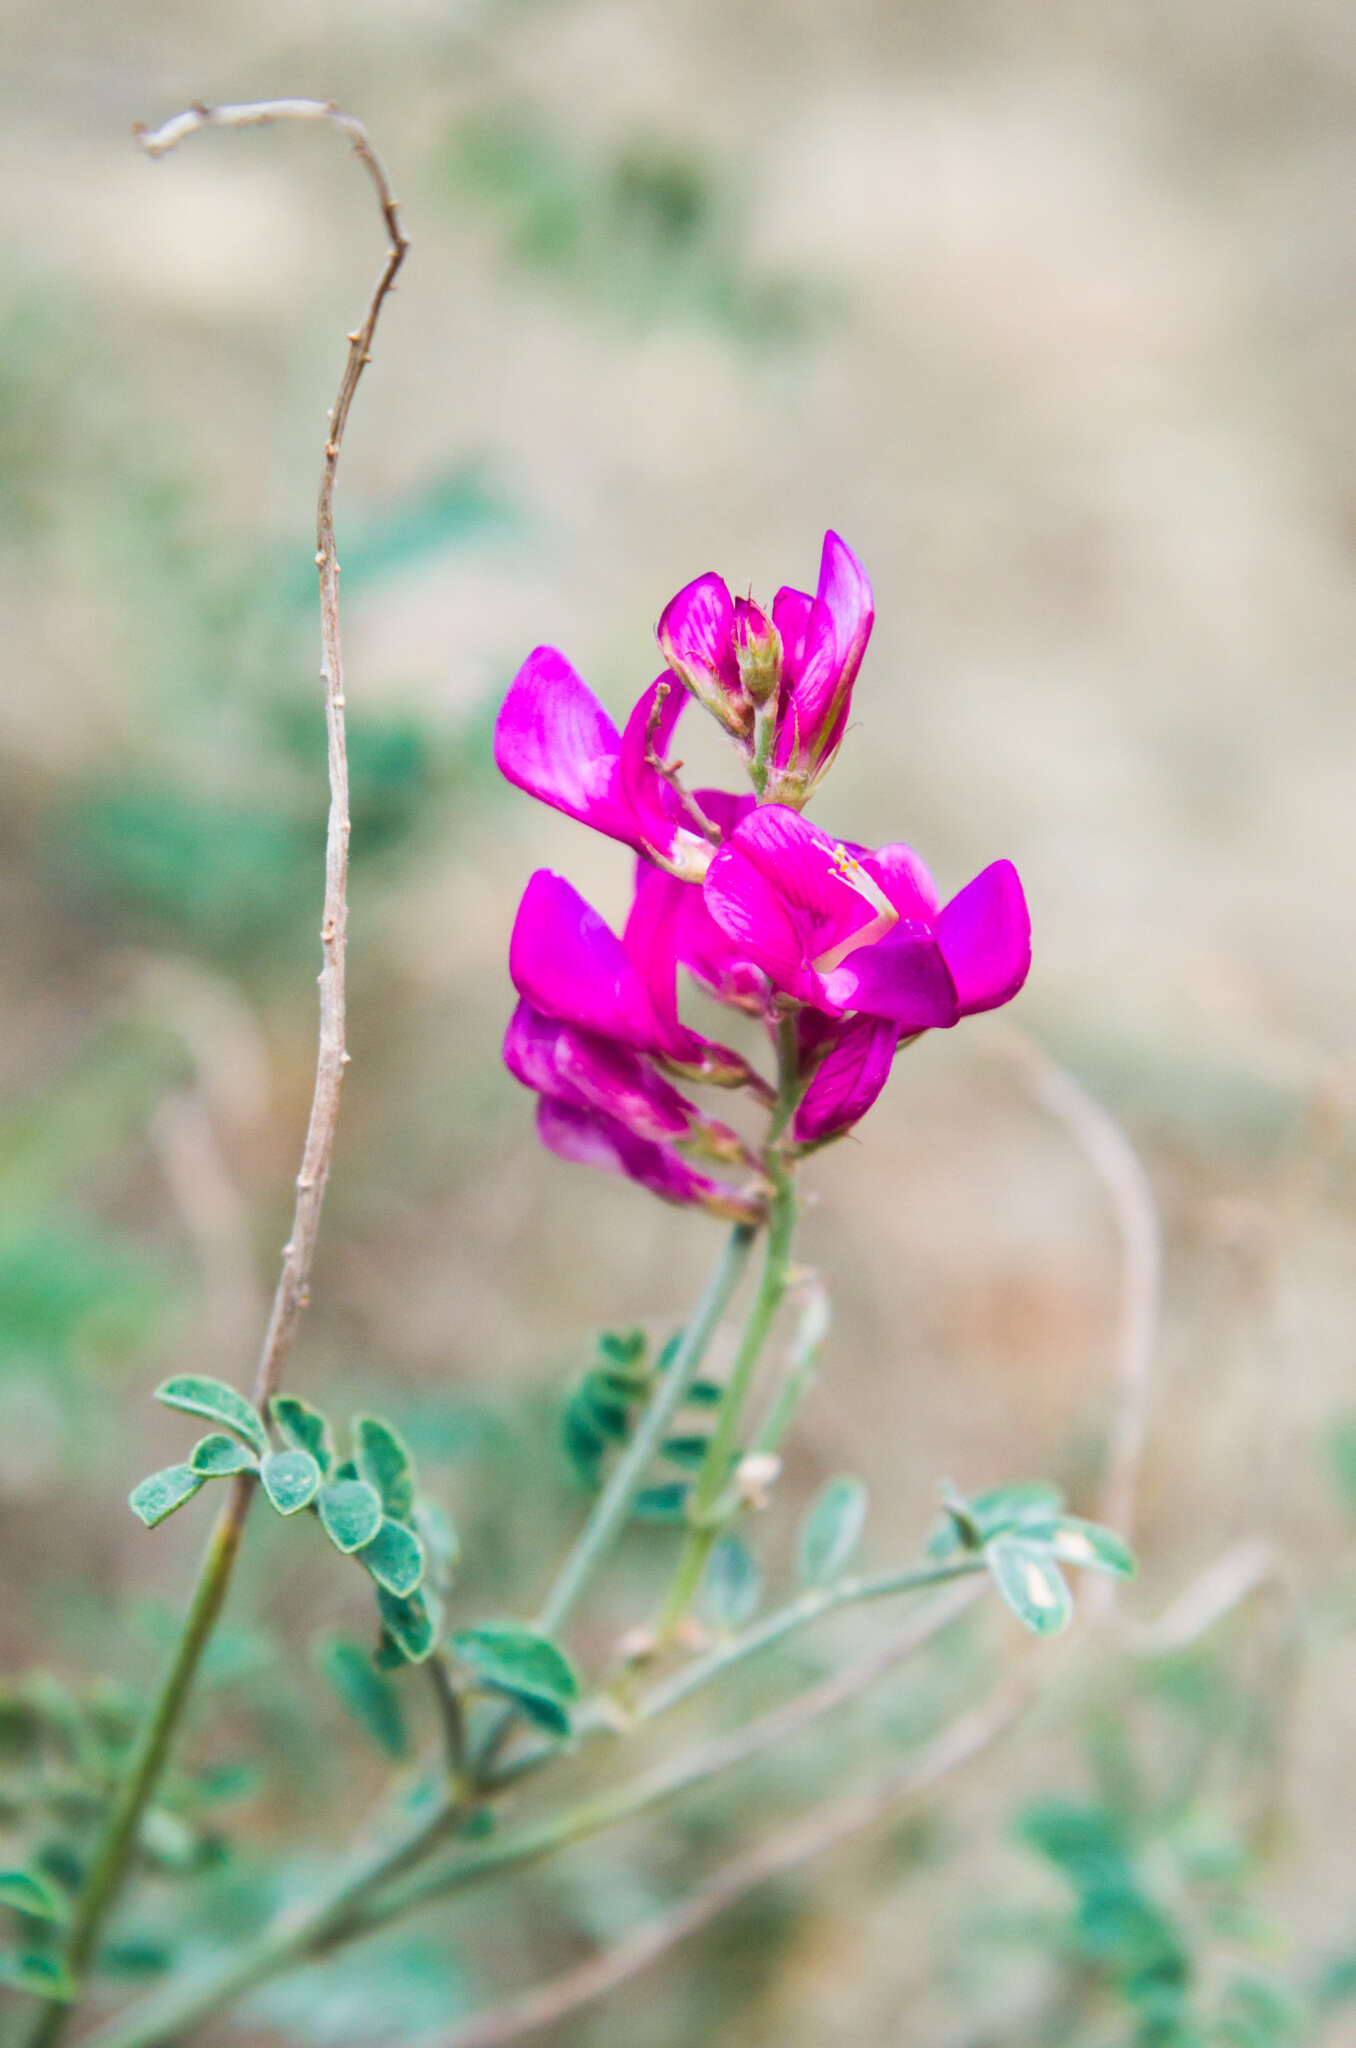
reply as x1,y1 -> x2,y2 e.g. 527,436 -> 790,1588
375,1586 -> 440,1665
259,1450 -> 322,1517
269,1394 -> 336,1478
798,1475 -> 869,1586
353,1416 -> 417,1523
314,1633 -> 409,1759
986,1535 -> 1073,1636
701,1535 -> 762,1630
360,1518 -> 426,1598
317,1479 -> 383,1554
153,1376 -> 266,1456
450,1622 -> 579,1738
189,1433 -> 257,1478
128,1464 -> 205,1529
0,1950 -> 76,2000
0,1868 -> 68,1922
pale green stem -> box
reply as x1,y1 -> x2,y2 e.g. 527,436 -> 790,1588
656,1017 -> 802,1635
80,1566 -> 984,2048
537,1220 -> 757,1638
23,1491 -> 249,2048
750,1276 -> 830,1459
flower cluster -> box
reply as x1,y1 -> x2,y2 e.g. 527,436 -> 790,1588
495,531 -> 1031,1216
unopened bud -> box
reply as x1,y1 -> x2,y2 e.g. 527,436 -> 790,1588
735,1451 -> 782,1511
734,600 -> 782,708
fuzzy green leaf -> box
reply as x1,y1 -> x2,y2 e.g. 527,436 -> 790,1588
701,1535 -> 762,1630
259,1450 -> 321,1517
987,1536 -> 1073,1636
317,1479 -> 383,1554
189,1433 -> 257,1477
450,1622 -> 579,1736
128,1464 -> 205,1529
353,1416 -> 417,1522
0,1869 -> 67,1921
375,1587 -> 439,1664
360,1518 -> 426,1598
415,1502 -> 461,1592
632,1481 -> 689,1523
154,1376 -> 266,1456
1022,1517 -> 1136,1579
269,1394 -> 335,1478
798,1475 -> 868,1586
314,1634 -> 408,1759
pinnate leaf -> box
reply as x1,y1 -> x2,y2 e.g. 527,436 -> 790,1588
315,1633 -> 408,1759
155,1376 -> 265,1456
317,1479 -> 383,1554
270,1394 -> 336,1477
987,1536 -> 1073,1636
259,1450 -> 322,1517
129,1464 -> 205,1529
798,1475 -> 868,1586
353,1416 -> 417,1522
360,1518 -> 426,1598
189,1433 -> 257,1477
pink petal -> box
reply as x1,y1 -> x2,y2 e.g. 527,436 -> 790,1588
795,1013 -> 899,1143
494,647 -> 637,846
861,842 -> 940,922
934,859 -> 1032,1016
618,675 -> 686,858
820,925 -> 960,1029
623,864 -> 756,1072
657,573 -> 741,701
770,590 -> 838,769
703,807 -> 885,996
535,1099 -> 760,1221
816,530 -> 874,696
504,1000 -> 698,1143
509,871 -> 660,1049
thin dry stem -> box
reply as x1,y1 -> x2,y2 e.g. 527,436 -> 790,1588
409,1675 -> 1029,2048
135,97 -> 409,1442
997,1029 -> 1162,1605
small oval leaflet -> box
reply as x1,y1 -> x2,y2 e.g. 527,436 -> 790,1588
701,1534 -> 762,1630
353,1415 -> 417,1522
317,1478 -> 384,1554
260,1450 -> 322,1517
986,1535 -> 1073,1636
450,1622 -> 580,1737
189,1433 -> 257,1478
315,1632 -> 408,1759
0,1867 -> 68,1922
154,1376 -> 266,1457
798,1474 -> 868,1586
129,1464 -> 205,1530
0,1950 -> 76,2001
376,1585 -> 440,1664
1020,1517 -> 1135,1579
270,1394 -> 335,1478
360,1517 -> 426,1598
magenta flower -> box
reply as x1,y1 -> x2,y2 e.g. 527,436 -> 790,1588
657,532 -> 874,801
494,649 -> 712,881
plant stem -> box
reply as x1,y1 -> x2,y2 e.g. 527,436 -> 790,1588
81,1571 -> 984,2048
20,101 -> 406,2048
656,1016 -> 802,1635
536,1221 -> 757,1639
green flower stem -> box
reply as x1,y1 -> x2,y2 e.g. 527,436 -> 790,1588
536,1220 -> 758,1639
23,1490 -> 249,2048
656,1017 -> 803,1637
750,1276 -> 830,1459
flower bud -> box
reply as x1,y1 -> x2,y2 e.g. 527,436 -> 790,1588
733,599 -> 782,708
